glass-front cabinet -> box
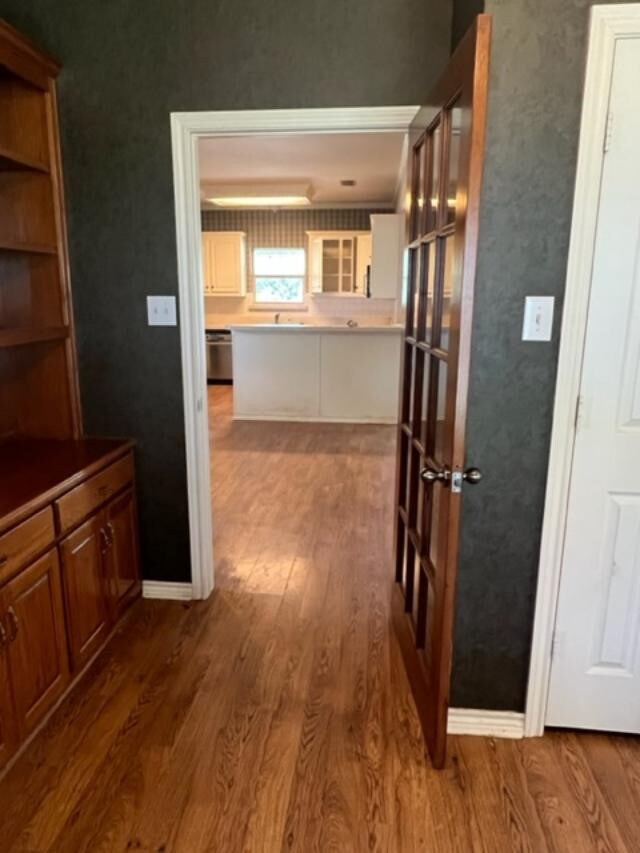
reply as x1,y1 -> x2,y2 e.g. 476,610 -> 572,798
307,216 -> 402,300
307,231 -> 370,296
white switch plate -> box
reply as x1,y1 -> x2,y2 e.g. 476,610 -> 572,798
147,295 -> 177,326
522,296 -> 554,342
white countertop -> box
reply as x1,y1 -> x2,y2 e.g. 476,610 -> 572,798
229,323 -> 403,334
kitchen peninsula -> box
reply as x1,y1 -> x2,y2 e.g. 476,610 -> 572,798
230,325 -> 403,423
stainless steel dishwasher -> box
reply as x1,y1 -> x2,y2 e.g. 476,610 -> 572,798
206,328 -> 233,384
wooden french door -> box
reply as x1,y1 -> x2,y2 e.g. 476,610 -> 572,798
392,16 -> 491,768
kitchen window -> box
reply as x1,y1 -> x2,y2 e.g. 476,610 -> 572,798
253,248 -> 306,304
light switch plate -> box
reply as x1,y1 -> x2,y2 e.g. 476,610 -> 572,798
147,295 -> 177,326
522,296 -> 554,342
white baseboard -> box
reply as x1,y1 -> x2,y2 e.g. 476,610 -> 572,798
447,708 -> 525,739
142,581 -> 193,601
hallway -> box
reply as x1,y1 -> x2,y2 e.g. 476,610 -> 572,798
1,387 -> 640,851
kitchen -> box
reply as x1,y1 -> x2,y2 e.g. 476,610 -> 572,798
200,132 -> 408,424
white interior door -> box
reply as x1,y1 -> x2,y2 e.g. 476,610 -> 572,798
547,36 -> 640,731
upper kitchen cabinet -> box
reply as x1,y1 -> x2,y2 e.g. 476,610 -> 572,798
307,231 -> 367,296
201,231 -> 247,296
307,214 -> 403,300
369,214 -> 403,300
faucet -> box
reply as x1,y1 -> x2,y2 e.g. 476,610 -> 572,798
274,312 -> 281,324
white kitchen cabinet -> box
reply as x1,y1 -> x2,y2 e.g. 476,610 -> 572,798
201,231 -> 247,296
355,233 -> 372,296
307,231 -> 368,296
307,217 -> 403,300
369,214 -> 404,300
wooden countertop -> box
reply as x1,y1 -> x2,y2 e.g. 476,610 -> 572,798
0,437 -> 134,534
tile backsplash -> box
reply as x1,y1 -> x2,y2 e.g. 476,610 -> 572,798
205,294 -> 399,328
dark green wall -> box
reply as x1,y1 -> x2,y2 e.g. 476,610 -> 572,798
1,1 -> 451,584
451,0 -> 484,49
451,0 -> 623,710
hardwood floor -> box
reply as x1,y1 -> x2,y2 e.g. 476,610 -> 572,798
2,384 -> 640,851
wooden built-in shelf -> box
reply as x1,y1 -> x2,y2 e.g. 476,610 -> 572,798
0,145 -> 49,173
0,325 -> 69,347
0,238 -> 57,255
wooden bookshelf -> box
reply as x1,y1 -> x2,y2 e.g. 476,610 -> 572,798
0,239 -> 57,254
0,326 -> 69,348
0,21 -> 142,779
0,19 -> 81,439
0,144 -> 49,173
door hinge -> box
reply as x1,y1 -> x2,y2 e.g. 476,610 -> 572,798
604,110 -> 614,153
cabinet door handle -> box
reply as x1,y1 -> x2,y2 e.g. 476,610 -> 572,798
0,618 -> 7,648
100,527 -> 109,555
6,607 -> 18,643
107,522 -> 115,545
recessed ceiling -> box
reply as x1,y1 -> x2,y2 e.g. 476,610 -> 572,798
198,132 -> 407,208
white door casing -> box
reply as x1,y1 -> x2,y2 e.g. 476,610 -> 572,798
546,35 -> 640,731
525,3 -> 640,738
170,107 -> 418,600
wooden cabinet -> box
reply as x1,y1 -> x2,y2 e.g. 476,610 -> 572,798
201,231 -> 247,296
59,456 -> 141,671
104,489 -> 140,619
2,549 -> 69,741
0,442 -> 141,773
0,506 -> 54,586
60,514 -> 109,671
0,635 -> 18,771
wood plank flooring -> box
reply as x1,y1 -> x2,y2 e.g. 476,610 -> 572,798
2,385 -> 640,851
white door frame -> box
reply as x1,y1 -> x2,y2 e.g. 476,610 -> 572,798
169,106 -> 418,600
524,3 -> 640,737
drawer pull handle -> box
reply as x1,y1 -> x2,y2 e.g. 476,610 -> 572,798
7,607 -> 18,643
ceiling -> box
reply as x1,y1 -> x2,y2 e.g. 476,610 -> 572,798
198,132 -> 407,208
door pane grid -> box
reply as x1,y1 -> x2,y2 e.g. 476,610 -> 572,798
392,17 -> 489,770
411,135 -> 427,241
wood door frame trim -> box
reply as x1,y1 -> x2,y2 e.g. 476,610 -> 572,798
170,106 -> 419,600
524,3 -> 640,737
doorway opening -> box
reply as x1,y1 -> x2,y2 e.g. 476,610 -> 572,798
196,127 -> 411,615
170,108 -> 418,600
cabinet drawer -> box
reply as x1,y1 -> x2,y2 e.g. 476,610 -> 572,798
55,453 -> 134,533
0,506 -> 55,585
